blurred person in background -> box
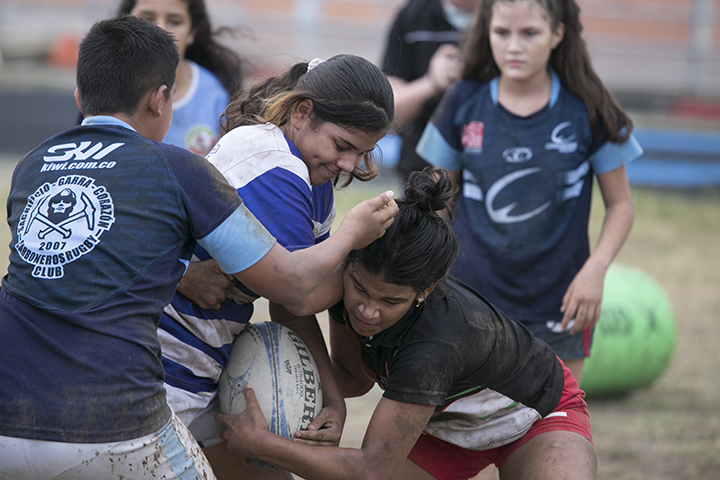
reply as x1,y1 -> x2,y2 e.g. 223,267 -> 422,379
417,0 -> 641,388
381,0 -> 481,179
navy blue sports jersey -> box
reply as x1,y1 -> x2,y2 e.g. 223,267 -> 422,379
417,73 -> 643,322
0,118 -> 274,443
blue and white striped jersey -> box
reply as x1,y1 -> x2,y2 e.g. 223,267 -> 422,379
160,123 -> 335,395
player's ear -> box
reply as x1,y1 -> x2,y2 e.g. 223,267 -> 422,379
551,22 -> 565,50
73,88 -> 82,114
422,281 -> 437,300
148,84 -> 170,118
187,27 -> 197,47
289,99 -> 315,130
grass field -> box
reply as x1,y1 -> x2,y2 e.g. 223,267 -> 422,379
1,159 -> 718,479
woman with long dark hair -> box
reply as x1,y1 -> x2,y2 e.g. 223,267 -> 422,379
216,167 -> 597,480
417,0 -> 643,384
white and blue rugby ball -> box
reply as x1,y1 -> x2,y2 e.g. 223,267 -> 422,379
218,321 -> 323,470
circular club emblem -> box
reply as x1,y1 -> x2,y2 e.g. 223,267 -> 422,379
15,175 -> 115,279
185,124 -> 217,156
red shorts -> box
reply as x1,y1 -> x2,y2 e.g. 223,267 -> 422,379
408,360 -> 592,480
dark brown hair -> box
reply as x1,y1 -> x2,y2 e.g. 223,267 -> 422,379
221,55 -> 395,187
77,15 -> 178,116
346,167 -> 458,294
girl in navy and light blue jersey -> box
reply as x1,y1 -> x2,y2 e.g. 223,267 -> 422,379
159,54 -> 395,479
417,0 -> 642,387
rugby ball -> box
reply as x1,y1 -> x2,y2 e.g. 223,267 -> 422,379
218,321 -> 323,470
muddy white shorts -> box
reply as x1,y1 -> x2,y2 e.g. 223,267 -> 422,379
0,410 -> 216,480
165,382 -> 225,448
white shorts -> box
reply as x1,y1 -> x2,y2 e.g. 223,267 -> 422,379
0,410 -> 216,480
165,383 -> 225,448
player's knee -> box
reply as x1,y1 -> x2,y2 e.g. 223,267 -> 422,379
501,431 -> 596,480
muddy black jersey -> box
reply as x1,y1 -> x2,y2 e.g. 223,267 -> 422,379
330,277 -> 565,449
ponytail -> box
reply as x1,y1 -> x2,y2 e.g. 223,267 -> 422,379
220,63 -> 307,134
549,0 -> 633,142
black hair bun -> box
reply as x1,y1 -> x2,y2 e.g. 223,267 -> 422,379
402,167 -> 457,219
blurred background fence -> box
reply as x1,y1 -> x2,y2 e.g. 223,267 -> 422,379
1,0 -> 720,185
1,0 -> 720,97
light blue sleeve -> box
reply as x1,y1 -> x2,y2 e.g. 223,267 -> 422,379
197,204 -> 277,275
589,132 -> 644,175
416,123 -> 463,171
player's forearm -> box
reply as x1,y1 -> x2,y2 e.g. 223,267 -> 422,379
330,357 -> 374,398
237,236 -> 354,305
250,433 -> 381,480
390,76 -> 438,126
283,189 -> 396,304
283,233 -> 358,300
329,321 -> 374,398
236,192 -> 396,305
276,202 -> 391,302
284,264 -> 344,317
590,196 -> 634,269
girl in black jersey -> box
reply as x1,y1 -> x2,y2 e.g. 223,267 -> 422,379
216,168 -> 597,480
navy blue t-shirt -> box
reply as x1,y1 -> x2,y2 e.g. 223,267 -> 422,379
0,118 -> 274,442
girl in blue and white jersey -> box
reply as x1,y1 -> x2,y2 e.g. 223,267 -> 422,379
417,0 -> 643,385
161,54 -> 395,479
